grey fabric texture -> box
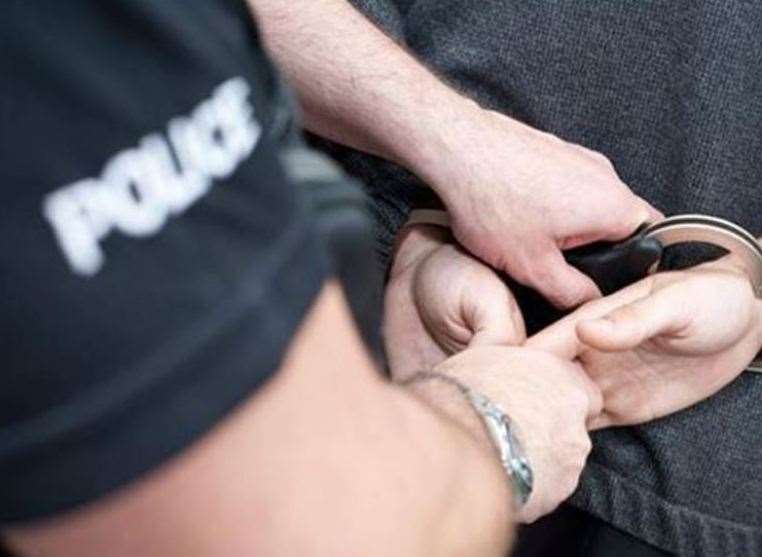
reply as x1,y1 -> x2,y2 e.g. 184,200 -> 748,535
319,2 -> 762,555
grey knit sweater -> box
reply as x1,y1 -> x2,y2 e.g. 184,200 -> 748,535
319,2 -> 762,555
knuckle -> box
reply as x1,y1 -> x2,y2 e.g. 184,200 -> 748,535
559,425 -> 592,460
607,209 -> 642,235
570,434 -> 592,461
507,248 -> 550,285
579,435 -> 593,457
527,251 -> 564,284
562,471 -> 582,499
549,468 -> 581,506
559,441 -> 585,469
594,152 -> 615,168
626,200 -> 652,224
610,303 -> 642,324
567,445 -> 588,472
549,287 -> 584,309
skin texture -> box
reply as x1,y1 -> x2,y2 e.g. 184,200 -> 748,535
427,110 -> 661,308
3,281 -> 609,554
249,0 -> 660,308
387,229 -> 762,433
528,260 -> 762,429
385,226 -> 601,523
434,347 -> 602,524
384,225 -> 526,379
3,284 -> 514,557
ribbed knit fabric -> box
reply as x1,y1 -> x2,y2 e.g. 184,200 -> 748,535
317,2 -> 762,555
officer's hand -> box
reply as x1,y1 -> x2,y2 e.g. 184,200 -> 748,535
385,226 -> 525,379
434,346 -> 602,523
418,104 -> 662,309
528,260 -> 762,428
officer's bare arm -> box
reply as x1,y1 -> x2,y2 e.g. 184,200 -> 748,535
247,0 -> 465,173
2,282 -> 513,557
247,0 -> 660,309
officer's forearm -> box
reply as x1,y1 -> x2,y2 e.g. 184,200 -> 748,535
4,284 -> 514,557
247,0 -> 471,174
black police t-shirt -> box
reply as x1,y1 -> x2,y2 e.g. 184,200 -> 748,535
0,1 -> 375,523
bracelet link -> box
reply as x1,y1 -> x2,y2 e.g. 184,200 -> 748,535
402,371 -> 534,508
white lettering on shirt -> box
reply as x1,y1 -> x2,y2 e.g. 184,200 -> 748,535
43,76 -> 262,276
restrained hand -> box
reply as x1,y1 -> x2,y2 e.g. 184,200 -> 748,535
386,229 -> 599,521
417,104 -> 662,309
527,259 -> 762,429
385,225 -> 525,379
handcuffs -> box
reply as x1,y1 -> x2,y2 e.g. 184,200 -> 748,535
407,211 -> 762,373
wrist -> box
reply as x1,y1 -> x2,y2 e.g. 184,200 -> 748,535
347,67 -> 475,177
717,255 -> 762,352
400,98 -> 522,205
403,370 -> 534,509
404,374 -> 495,455
389,224 -> 449,279
709,251 -> 753,275
396,95 -> 488,196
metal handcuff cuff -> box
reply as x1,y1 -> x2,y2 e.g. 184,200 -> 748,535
406,211 -> 762,373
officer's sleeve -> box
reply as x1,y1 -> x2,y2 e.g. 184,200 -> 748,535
0,1 -> 333,523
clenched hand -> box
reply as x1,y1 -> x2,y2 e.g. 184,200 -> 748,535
384,225 -> 525,379
433,346 -> 602,523
417,104 -> 662,309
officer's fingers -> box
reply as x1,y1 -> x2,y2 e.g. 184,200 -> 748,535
521,248 -> 602,309
525,319 -> 583,361
644,201 -> 665,224
575,198 -> 662,245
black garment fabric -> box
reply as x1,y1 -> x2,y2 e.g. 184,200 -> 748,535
513,505 -> 671,557
325,1 -> 762,555
0,1 -> 377,524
